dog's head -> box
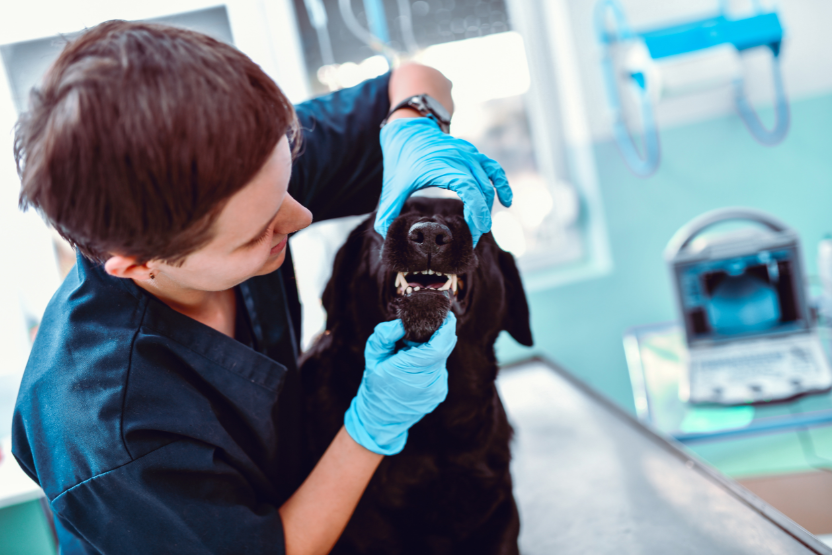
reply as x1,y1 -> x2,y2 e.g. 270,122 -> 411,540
321,197 -> 533,349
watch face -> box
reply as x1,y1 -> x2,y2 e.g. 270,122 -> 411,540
420,95 -> 451,124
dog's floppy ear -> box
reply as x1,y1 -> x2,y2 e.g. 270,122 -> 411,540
321,218 -> 372,327
497,249 -> 533,346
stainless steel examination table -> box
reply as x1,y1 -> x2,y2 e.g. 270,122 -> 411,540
496,358 -> 831,554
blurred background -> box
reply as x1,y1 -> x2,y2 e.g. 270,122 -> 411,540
1,0 -> 831,552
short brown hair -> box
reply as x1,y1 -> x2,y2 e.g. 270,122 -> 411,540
14,20 -> 298,265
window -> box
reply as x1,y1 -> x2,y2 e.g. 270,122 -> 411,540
291,0 -> 586,270
288,0 -> 612,347
0,0 -> 611,362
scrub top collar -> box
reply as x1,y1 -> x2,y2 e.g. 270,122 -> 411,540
99,254 -> 293,393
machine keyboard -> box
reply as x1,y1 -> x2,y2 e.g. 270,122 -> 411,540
696,348 -> 817,378
689,340 -> 831,403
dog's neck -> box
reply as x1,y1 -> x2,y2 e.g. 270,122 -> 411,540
331,319 -> 502,400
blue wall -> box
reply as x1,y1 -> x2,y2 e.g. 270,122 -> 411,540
498,92 -> 832,415
0,501 -> 56,555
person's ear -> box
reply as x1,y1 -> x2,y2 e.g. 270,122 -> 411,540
104,255 -> 155,281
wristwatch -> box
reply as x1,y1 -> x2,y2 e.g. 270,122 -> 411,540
380,94 -> 451,133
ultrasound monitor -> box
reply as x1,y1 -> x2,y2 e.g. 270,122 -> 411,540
676,244 -> 808,344
665,209 -> 831,405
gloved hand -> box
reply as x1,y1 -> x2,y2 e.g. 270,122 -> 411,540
344,311 -> 458,455
374,117 -> 513,246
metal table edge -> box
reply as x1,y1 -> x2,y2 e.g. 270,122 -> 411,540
498,356 -> 832,555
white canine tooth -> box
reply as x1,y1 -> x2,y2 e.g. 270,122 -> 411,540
452,275 -> 458,294
428,269 -> 434,275
395,272 -> 408,291
406,286 -> 413,294
439,274 -> 454,291
414,287 -> 421,291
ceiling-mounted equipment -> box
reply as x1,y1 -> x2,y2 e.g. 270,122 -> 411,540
595,0 -> 789,177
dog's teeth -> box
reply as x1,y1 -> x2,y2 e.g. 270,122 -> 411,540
395,272 -> 407,291
427,269 -> 434,275
439,274 -> 453,291
451,275 -> 458,294
436,271 -> 443,276
414,287 -> 421,291
406,286 -> 413,294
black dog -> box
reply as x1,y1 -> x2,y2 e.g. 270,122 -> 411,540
300,197 -> 533,554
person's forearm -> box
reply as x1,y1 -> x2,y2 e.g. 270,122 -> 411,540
279,426 -> 383,555
387,63 -> 453,123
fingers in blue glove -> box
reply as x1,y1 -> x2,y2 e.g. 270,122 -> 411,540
374,119 -> 440,238
346,312 -> 457,455
392,312 -> 458,370
365,319 -> 407,363
375,116 -> 514,246
374,189 -> 407,239
479,153 -> 513,208
470,161 -> 497,216
440,175 -> 490,247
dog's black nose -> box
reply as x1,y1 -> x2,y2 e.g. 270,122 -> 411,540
408,222 -> 453,254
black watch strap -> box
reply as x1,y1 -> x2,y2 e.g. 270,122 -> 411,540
380,94 -> 451,133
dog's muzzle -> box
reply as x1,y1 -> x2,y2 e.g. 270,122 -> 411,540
393,221 -> 463,300
388,221 -> 470,341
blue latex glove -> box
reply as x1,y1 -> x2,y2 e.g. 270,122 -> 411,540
344,312 -> 458,455
375,117 -> 513,246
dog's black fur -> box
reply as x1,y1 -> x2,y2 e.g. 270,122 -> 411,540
300,197 -> 533,554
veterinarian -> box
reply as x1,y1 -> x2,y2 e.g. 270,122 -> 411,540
10,20 -> 513,555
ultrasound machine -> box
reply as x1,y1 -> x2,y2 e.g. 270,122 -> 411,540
665,208 -> 832,405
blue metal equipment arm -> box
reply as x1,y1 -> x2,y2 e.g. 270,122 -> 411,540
595,0 -> 661,177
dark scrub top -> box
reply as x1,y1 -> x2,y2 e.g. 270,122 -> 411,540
11,72 -> 391,555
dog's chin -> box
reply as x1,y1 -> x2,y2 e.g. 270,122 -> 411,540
389,291 -> 452,343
